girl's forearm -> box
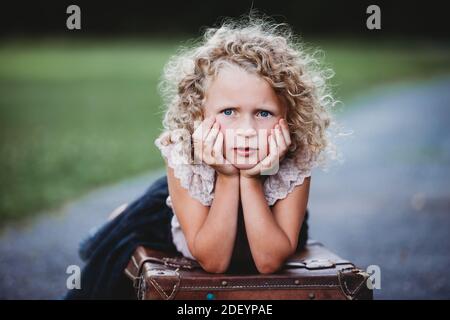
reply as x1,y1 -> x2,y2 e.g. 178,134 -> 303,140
240,176 -> 293,274
193,173 -> 240,273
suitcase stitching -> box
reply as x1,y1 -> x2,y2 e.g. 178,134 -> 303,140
160,283 -> 339,289
146,267 -> 181,300
131,255 -> 139,269
337,268 -> 368,300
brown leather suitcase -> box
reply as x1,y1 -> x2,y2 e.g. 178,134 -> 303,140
124,240 -> 373,300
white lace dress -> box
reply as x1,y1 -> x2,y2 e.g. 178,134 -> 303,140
155,132 -> 317,260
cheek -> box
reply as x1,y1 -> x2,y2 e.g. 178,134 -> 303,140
219,124 -> 232,149
256,129 -> 270,159
256,118 -> 279,151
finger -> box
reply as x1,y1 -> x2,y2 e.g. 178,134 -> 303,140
205,122 -> 220,146
260,134 -> 275,169
274,125 -> 286,151
262,134 -> 280,175
213,131 -> 224,164
258,129 -> 268,156
192,116 -> 215,141
279,118 -> 292,146
193,118 -> 215,163
202,116 -> 216,140
204,123 -> 220,162
193,130 -> 209,163
269,133 -> 279,160
264,134 -> 278,167
269,129 -> 278,155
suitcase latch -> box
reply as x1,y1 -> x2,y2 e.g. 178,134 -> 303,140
284,258 -> 336,270
304,259 -> 335,270
162,257 -> 201,270
146,268 -> 179,277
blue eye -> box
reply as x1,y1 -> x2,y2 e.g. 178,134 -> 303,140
222,109 -> 233,116
258,110 -> 272,118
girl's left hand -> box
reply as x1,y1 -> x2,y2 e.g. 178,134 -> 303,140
240,118 -> 291,179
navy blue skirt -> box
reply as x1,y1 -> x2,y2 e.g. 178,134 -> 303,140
64,175 -> 309,299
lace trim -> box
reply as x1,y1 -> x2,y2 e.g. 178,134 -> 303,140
155,132 -> 215,206
263,156 -> 314,206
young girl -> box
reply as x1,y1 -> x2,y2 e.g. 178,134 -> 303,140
66,15 -> 337,299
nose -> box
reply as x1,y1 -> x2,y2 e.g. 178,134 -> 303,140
236,128 -> 257,137
235,116 -> 257,137
233,120 -> 258,150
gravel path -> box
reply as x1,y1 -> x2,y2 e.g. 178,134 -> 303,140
0,169 -> 165,299
1,75 -> 449,299
308,75 -> 450,299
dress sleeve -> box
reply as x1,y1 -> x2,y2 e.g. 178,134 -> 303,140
263,148 -> 317,206
155,130 -> 216,206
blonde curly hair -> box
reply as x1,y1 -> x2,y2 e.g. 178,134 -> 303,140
157,13 -> 341,169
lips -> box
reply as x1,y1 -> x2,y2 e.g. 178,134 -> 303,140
233,147 -> 258,156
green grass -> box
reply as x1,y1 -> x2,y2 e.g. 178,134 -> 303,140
1,37 -> 450,222
310,37 -> 450,104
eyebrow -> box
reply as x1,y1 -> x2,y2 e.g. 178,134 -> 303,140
216,105 -> 278,112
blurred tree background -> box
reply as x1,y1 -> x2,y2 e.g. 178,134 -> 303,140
0,0 -> 449,222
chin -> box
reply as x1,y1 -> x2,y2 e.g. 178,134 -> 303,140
224,151 -> 266,171
232,162 -> 258,170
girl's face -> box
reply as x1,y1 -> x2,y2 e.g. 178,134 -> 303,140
203,65 -> 288,170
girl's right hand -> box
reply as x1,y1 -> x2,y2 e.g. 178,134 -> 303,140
192,116 -> 239,177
